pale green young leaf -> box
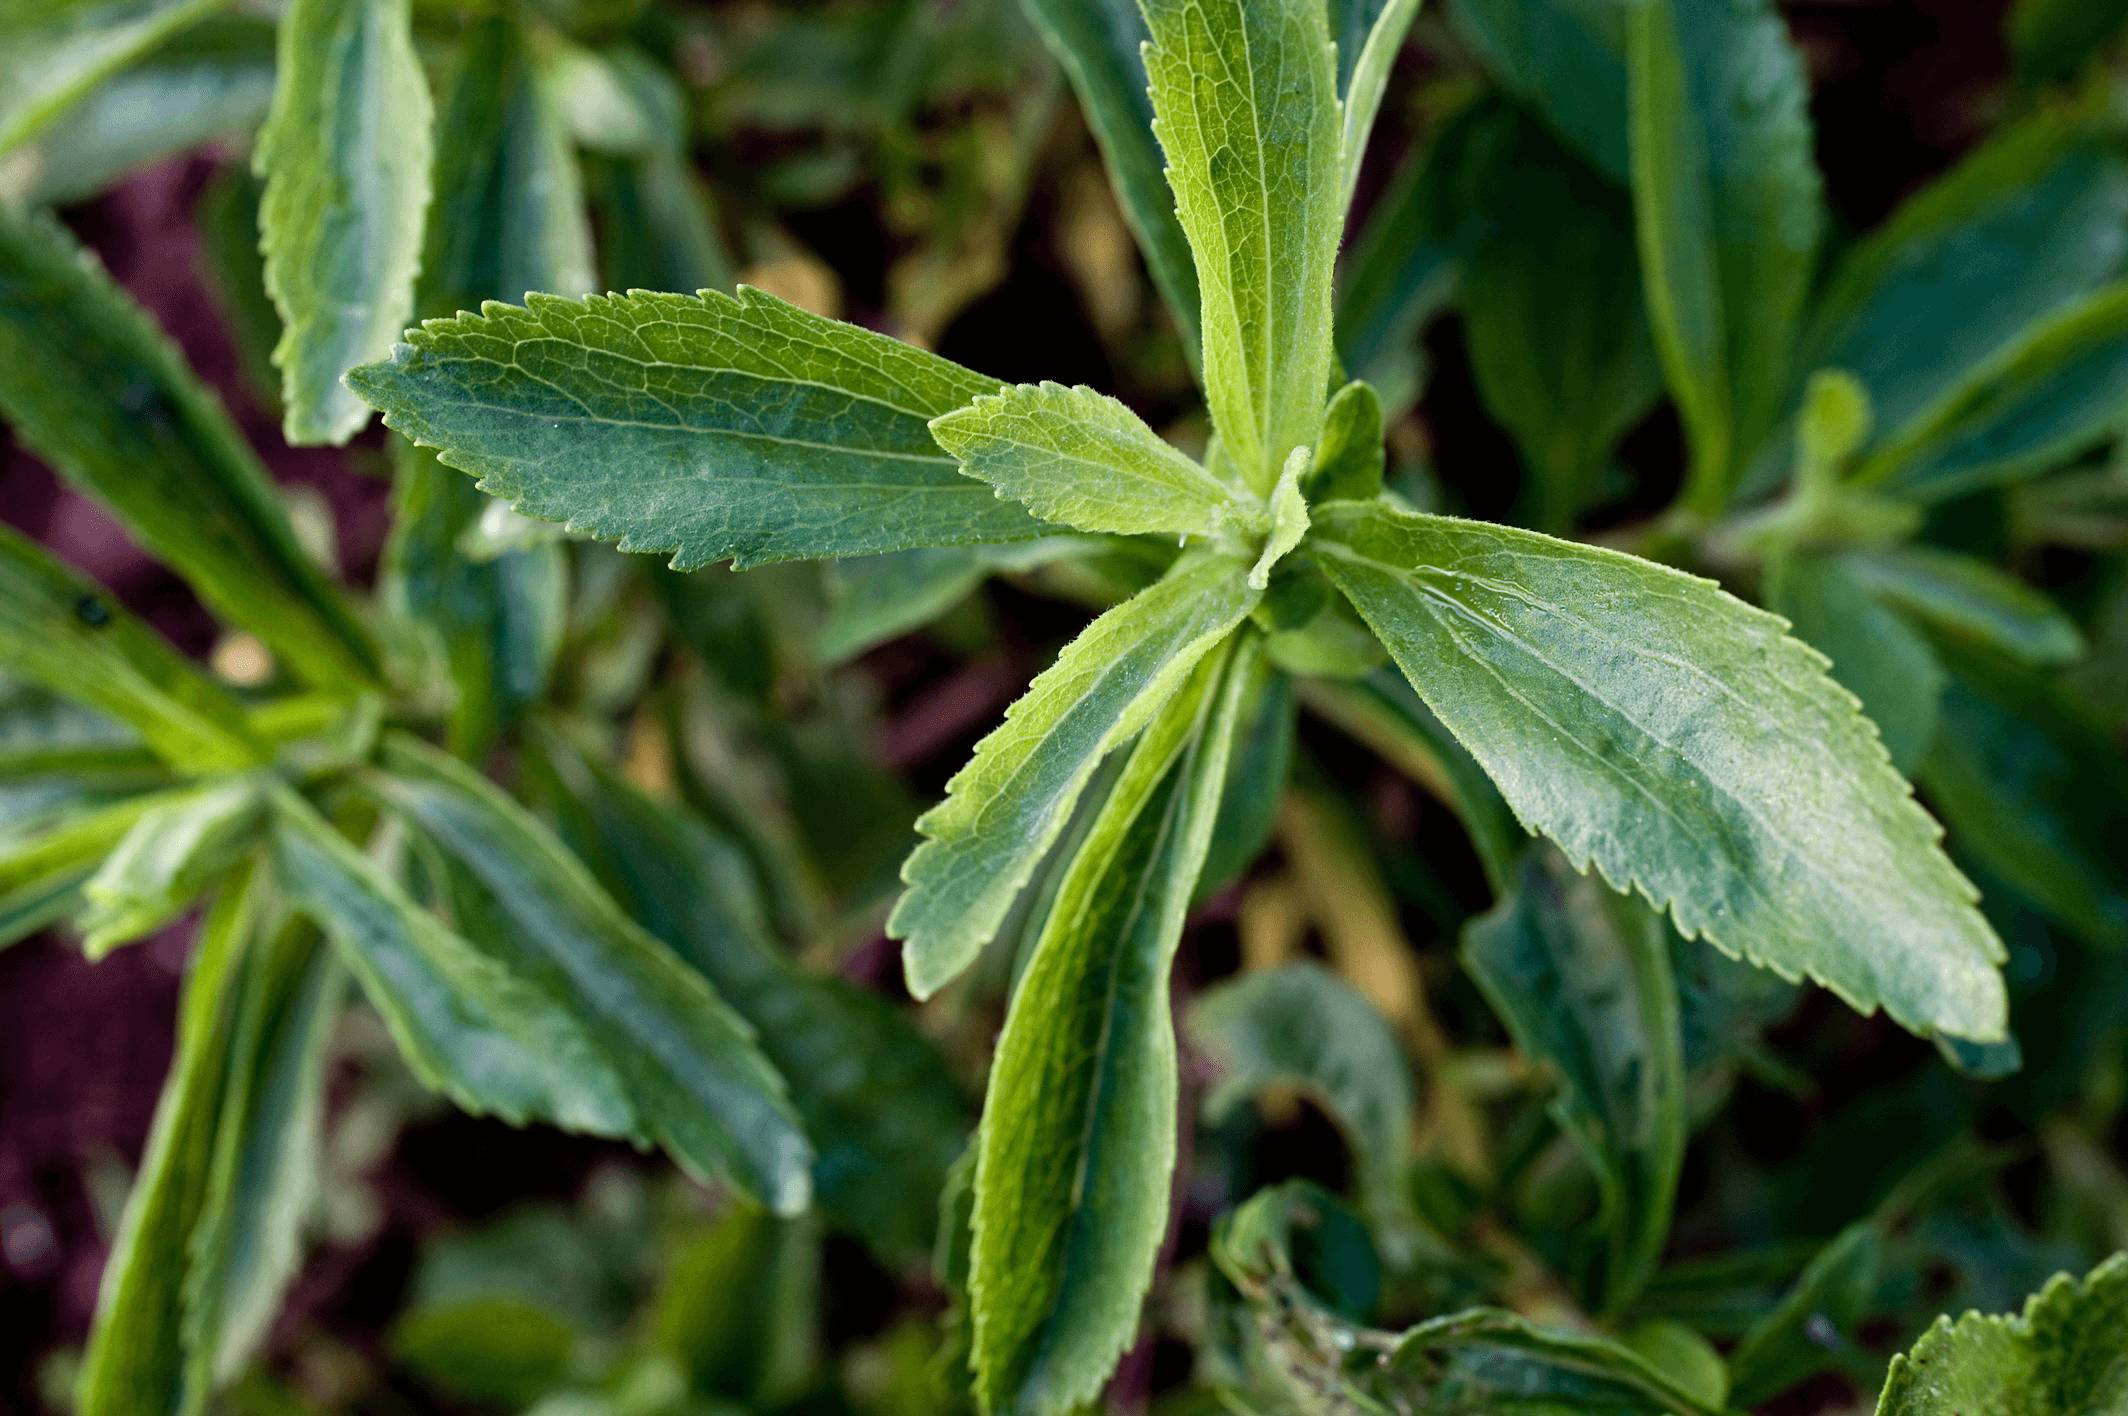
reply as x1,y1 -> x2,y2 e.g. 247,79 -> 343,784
1313,502 -> 2008,1043
76,864 -> 257,1416
971,638 -> 1253,1416
0,15 -> 274,207
180,921 -> 343,1402
268,786 -> 640,1136
254,0 -> 431,446
1844,547 -> 2084,666
1855,280 -> 2128,499
1628,0 -> 1824,509
1248,447 -> 1310,590
1922,647 -> 2128,951
0,208 -> 380,689
1142,0 -> 1343,492
1188,961 -> 1413,1222
0,788 -> 179,950
367,734 -> 812,1212
0,0 -> 228,153
0,525 -> 263,773
1766,553 -> 1945,772
1331,0 -> 1425,209
1306,380 -> 1385,503
80,777 -> 265,958
532,734 -> 968,1263
1874,1252 -> 2128,1415
889,553 -> 1259,999
1791,110 -> 2128,496
1464,847 -> 1685,1311
1018,0 -> 1199,364
348,286 -> 1049,569
928,381 -> 1249,539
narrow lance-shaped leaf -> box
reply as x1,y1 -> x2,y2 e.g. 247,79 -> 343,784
179,920 -> 344,1404
349,286 -> 1049,568
366,734 -> 812,1213
1842,546 -> 2083,666
79,777 -> 266,959
1727,1220 -> 1883,1406
0,789 -> 182,951
929,381 -> 1253,539
76,864 -> 258,1416
890,553 -> 1260,999
1463,847 -> 1685,1312
0,207 -> 380,689
1452,0 -> 1632,181
1312,502 -> 2008,1043
0,0 -> 229,153
972,636 -> 1255,1416
0,525 -> 263,773
1874,1252 -> 2128,1416
267,786 -> 641,1136
1628,0 -> 1824,511
255,0 -> 431,444
1018,0 -> 1200,365
1142,0 -> 1343,492
1331,0 -> 1426,210
530,733 -> 968,1264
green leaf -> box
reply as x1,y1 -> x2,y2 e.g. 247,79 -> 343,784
890,553 -> 1260,999
1453,0 -> 1632,180
1766,552 -> 1945,773
1306,380 -> 1385,503
1196,661 -> 1295,898
1628,0 -> 1824,510
348,285 -> 1050,569
1727,1220 -> 1883,1406
417,17 -> 594,321
366,734 -> 812,1212
1312,502 -> 2008,1043
1797,110 -> 2128,497
1297,669 -> 1521,895
1461,116 -> 1661,528
1857,280 -> 2128,499
0,788 -> 179,949
0,525 -> 263,773
815,542 -> 1092,666
254,0 -> 430,446
1188,962 -> 1414,1222
180,919 -> 343,1399
1921,648 -> 2128,951
267,786 -> 639,1135
79,777 -> 265,958
970,636 -> 1254,1416
0,15 -> 274,207
0,207 -> 380,690
1331,0 -> 1426,208
1142,0 -> 1343,491
1335,115 -> 1464,416
1874,1252 -> 2128,1415
77,864 -> 257,1416
585,148 -> 734,297
1378,1310 -> 1729,1415
0,0 -> 228,153
1464,847 -> 1685,1311
1843,547 -> 2084,667
929,381 -> 1251,539
1248,449 -> 1312,592
1018,0 -> 1200,365
531,734 -> 969,1263
2010,0 -> 2128,88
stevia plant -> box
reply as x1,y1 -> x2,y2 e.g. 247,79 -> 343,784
3,0 -> 2127,1411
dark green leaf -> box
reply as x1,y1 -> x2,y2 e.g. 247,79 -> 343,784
1453,0 -> 1632,180
1728,1221 -> 1884,1406
1465,847 -> 1684,1310
1766,552 -> 1945,772
1628,0 -> 1823,508
0,207 -> 380,689
1843,547 -> 2084,667
0,0 -> 229,153
367,734 -> 811,1211
971,639 -> 1253,1415
1314,502 -> 2008,1043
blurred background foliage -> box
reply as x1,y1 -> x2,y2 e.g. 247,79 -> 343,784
2,0 -> 2126,1412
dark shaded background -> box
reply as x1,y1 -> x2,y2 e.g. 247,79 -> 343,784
0,0 -> 2019,1406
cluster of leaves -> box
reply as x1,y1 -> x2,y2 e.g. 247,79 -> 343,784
2,0 -> 2126,1413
